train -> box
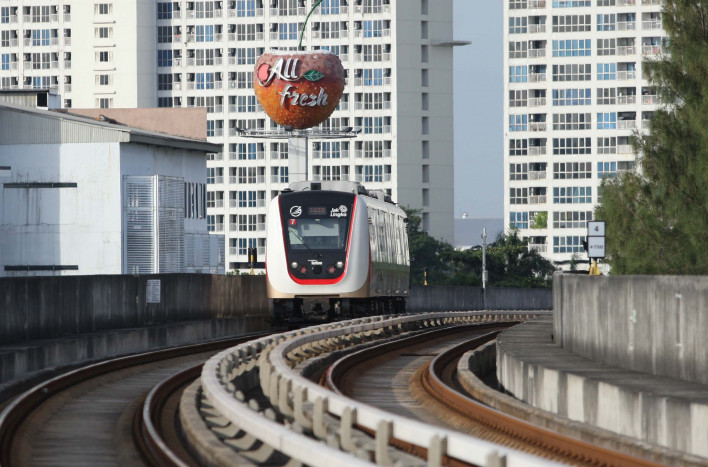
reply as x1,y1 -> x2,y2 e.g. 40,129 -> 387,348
266,180 -> 410,324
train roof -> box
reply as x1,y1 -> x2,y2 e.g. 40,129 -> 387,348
284,181 -> 397,206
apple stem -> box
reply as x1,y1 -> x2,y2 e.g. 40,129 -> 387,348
299,0 -> 324,51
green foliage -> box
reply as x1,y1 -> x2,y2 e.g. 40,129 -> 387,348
531,211 -> 547,229
404,209 -> 555,287
595,0 -> 708,274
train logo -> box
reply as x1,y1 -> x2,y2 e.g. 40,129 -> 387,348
289,206 -> 302,217
330,205 -> 348,218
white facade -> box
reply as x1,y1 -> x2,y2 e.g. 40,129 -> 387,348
0,0 -> 460,272
503,0 -> 665,265
0,104 -> 223,276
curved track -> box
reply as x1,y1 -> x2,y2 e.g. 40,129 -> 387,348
0,333 -> 271,467
326,324 -> 662,466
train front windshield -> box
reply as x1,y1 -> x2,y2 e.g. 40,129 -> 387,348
288,217 -> 349,250
280,191 -> 355,254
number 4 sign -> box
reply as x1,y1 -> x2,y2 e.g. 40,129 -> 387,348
587,221 -> 605,237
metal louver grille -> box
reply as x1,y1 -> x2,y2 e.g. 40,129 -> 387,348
124,177 -> 155,274
158,176 -> 184,273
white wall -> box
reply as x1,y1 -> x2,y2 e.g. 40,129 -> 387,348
0,142 -> 123,275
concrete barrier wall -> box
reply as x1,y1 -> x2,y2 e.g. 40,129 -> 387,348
408,286 -> 552,312
553,274 -> 708,386
0,275 -> 552,346
0,274 -> 269,345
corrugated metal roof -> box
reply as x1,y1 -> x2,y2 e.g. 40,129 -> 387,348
0,103 -> 221,153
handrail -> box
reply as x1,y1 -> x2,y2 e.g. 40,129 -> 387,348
201,311 -> 552,466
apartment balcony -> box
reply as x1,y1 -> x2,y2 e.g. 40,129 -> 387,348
618,120 -> 636,129
529,171 -> 547,180
618,0 -> 636,5
529,0 -> 546,7
617,70 -> 636,80
50,13 -> 58,22
7,15 -> 17,23
528,24 -> 546,34
528,48 -> 546,58
213,223 -> 224,233
643,45 -> 662,55
529,146 -> 546,155
618,144 -> 634,154
529,122 -> 547,131
529,195 -> 547,205
173,9 -> 181,18
229,223 -> 239,232
214,199 -> 224,208
617,21 -> 636,31
642,119 -> 652,129
23,14 -> 31,22
339,53 -> 348,61
229,247 -> 239,256
64,83 -> 71,93
642,20 -> 662,30
271,175 -> 286,183
229,176 -> 238,184
642,95 -> 660,104
529,244 -> 547,253
642,0 -> 662,4
7,38 -> 18,47
529,73 -> 546,83
528,97 -> 546,107
212,176 -> 224,184
617,45 -> 635,55
618,95 -> 636,104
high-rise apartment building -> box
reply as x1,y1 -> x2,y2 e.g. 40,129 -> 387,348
503,0 -> 665,265
0,0 -> 459,271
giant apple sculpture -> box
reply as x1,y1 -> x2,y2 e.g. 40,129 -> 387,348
253,50 -> 345,130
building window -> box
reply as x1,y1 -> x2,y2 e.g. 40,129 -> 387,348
95,27 -> 111,39
508,16 -> 527,34
553,186 -> 592,204
552,113 -> 591,130
509,65 -> 528,83
553,162 -> 592,179
597,38 -> 616,56
509,139 -> 528,156
597,112 -> 617,129
509,114 -> 528,132
157,2 -> 173,19
553,236 -> 586,254
597,63 -> 616,80
553,211 -> 592,229
552,39 -> 591,57
552,15 -> 591,32
552,64 -> 591,82
552,0 -> 590,6
597,14 -> 616,31
157,50 -> 172,67
552,137 -> 591,155
510,212 -> 528,229
552,88 -> 591,106
509,187 -> 528,205
95,3 -> 112,15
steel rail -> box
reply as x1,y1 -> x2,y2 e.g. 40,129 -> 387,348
324,323 -> 514,466
423,337 -> 664,467
0,332 -> 273,467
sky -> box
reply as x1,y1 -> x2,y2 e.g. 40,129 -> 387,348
452,1 -> 503,220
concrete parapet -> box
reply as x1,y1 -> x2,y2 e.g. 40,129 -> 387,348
0,318 -> 269,399
497,317 -> 708,460
553,275 -> 708,385
0,274 -> 269,345
408,286 -> 551,312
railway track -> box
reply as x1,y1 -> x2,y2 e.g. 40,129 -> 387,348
0,332 -> 272,467
1,311 -> 680,466
325,323 -> 661,465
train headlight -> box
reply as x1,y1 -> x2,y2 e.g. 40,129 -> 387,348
327,265 -> 336,274
290,261 -> 299,269
335,261 -> 344,269
299,266 -> 308,274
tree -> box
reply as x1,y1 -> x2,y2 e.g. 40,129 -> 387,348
595,0 -> 708,274
404,208 -> 555,287
404,207 -> 452,285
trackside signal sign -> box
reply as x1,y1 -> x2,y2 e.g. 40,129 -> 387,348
587,221 -> 606,259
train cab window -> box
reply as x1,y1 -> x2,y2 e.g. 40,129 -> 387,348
288,217 -> 348,250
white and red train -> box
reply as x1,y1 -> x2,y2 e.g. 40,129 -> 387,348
266,180 -> 409,324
